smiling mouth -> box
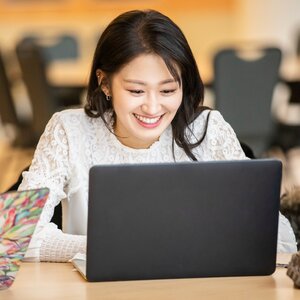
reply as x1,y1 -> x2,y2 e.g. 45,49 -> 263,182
133,113 -> 164,125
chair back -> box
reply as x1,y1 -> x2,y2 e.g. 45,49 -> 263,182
16,40 -> 58,137
0,50 -> 19,126
296,31 -> 300,58
213,47 -> 281,156
19,34 -> 79,63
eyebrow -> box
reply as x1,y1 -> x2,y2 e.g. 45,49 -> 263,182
123,79 -> 178,85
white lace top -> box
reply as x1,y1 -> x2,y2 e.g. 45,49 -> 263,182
19,108 -> 297,262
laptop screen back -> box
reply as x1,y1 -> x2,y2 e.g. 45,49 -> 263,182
87,159 -> 281,282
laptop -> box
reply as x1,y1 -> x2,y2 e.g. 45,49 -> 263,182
72,159 -> 282,282
0,188 -> 49,289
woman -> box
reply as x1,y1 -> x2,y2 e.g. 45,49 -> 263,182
19,9 -> 297,262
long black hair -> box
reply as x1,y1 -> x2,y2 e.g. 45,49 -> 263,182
84,9 -> 210,161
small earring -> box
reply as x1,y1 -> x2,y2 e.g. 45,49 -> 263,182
97,76 -> 101,86
106,95 -> 111,101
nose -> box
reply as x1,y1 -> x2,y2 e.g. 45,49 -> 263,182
141,93 -> 161,115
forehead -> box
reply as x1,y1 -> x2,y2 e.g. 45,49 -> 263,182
114,54 -> 180,83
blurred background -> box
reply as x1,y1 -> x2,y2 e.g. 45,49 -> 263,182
0,0 -> 300,195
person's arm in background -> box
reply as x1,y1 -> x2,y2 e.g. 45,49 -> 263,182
18,113 -> 86,262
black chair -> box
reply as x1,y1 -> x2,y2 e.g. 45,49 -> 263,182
19,34 -> 79,62
0,49 -> 37,147
271,80 -> 300,152
296,30 -> 300,59
17,34 -> 83,106
0,50 -> 19,126
213,46 -> 282,157
16,40 -> 83,140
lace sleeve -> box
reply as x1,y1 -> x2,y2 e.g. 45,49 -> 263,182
206,110 -> 246,160
18,112 -> 86,262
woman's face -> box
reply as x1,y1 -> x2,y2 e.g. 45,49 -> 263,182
108,54 -> 183,149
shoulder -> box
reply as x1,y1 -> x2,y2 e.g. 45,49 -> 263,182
51,108 -> 88,123
48,108 -> 105,130
42,109 -> 108,148
193,109 -> 226,125
193,109 -> 236,132
190,109 -> 226,136
191,109 -> 224,124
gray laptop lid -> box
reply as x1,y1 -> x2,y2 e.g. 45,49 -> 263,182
87,159 -> 281,282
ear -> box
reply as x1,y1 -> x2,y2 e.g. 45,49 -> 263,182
96,69 -> 111,96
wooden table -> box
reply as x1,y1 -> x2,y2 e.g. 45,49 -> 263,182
2,262 -> 300,300
47,59 -> 91,87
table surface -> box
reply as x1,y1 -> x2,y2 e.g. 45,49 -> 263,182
2,262 -> 300,300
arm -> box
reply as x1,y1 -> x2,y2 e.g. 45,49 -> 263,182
277,213 -> 297,253
18,112 -> 86,262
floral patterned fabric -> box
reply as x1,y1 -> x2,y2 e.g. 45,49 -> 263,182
0,188 -> 49,289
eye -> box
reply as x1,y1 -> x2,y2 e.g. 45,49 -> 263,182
161,89 -> 176,95
128,89 -> 144,95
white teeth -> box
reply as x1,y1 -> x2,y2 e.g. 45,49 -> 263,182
134,114 -> 161,124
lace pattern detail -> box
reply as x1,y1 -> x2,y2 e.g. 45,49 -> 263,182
278,212 -> 297,253
40,232 -> 86,262
205,110 -> 246,160
189,110 -> 245,161
19,113 -> 70,224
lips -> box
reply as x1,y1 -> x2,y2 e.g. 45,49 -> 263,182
133,113 -> 164,128
134,113 -> 161,123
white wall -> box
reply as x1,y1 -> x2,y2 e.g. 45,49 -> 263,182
237,0 -> 300,56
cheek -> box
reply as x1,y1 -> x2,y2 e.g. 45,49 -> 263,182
169,94 -> 183,112
112,95 -> 136,115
